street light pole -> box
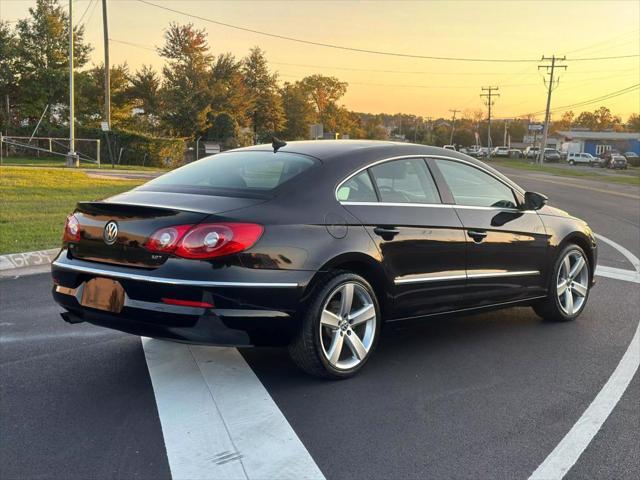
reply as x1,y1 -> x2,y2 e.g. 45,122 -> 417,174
66,0 -> 78,167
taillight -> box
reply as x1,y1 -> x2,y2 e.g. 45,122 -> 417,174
145,223 -> 263,259
175,223 -> 263,259
145,225 -> 192,254
63,214 -> 81,242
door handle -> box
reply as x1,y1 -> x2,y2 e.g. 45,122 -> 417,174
374,226 -> 400,239
467,230 -> 487,242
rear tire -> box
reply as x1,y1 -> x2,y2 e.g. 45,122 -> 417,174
288,272 -> 381,379
533,244 -> 591,322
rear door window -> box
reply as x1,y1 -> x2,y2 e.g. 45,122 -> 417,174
370,158 -> 441,204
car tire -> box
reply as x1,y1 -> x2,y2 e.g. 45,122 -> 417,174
533,244 -> 591,322
288,272 -> 381,379
569,160 -> 575,165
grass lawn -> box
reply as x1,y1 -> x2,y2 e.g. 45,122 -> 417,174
0,167 -> 145,254
1,156 -> 167,172
487,159 -> 640,186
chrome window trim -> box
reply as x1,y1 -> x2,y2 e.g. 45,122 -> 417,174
340,201 -> 536,214
52,261 -> 299,288
394,269 -> 540,285
335,153 -> 525,207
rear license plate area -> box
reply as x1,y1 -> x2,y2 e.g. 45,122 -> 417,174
81,277 -> 125,313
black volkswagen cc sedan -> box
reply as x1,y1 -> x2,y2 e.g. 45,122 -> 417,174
52,140 -> 597,378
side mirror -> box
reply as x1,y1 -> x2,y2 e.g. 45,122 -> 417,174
523,191 -> 547,210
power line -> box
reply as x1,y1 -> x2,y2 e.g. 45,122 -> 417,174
136,0 -> 639,63
526,84 -> 639,117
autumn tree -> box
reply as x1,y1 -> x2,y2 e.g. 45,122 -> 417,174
209,53 -> 252,130
299,75 -> 348,125
627,113 -> 640,133
158,23 -> 213,137
280,82 -> 315,140
242,47 -> 285,143
0,21 -> 18,131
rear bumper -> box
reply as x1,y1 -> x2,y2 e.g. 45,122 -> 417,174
51,251 -> 314,346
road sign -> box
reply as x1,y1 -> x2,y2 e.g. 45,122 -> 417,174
100,121 -> 110,132
528,123 -> 543,131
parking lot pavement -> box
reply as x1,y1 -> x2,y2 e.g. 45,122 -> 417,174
1,167 -> 639,480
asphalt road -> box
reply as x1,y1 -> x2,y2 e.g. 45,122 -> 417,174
1,167 -> 639,480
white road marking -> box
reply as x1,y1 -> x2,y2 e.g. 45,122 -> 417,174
530,232 -> 640,479
0,330 -> 115,343
142,338 -> 325,480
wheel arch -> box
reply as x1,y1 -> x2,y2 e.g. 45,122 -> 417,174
301,252 -> 392,318
558,231 -> 596,284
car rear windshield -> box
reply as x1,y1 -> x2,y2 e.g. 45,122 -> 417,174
139,151 -> 317,197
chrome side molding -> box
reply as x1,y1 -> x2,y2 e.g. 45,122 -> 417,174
52,261 -> 299,288
394,269 -> 540,285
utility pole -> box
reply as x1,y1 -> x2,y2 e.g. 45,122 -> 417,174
448,109 -> 460,145
480,87 -> 499,157
426,116 -> 433,145
66,0 -> 78,167
537,55 -> 567,164
101,0 -> 115,168
102,0 -> 111,127
503,119 -> 509,147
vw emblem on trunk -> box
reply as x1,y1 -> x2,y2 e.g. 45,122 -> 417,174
103,221 -> 119,245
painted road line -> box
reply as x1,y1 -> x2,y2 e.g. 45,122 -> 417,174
596,265 -> 640,283
594,233 -> 640,272
530,232 -> 640,479
143,338 -> 325,480
529,321 -> 640,480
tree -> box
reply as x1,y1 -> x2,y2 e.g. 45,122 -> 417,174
0,21 -> 18,131
362,115 -> 387,140
14,0 -> 91,124
209,53 -> 251,128
242,47 -> 285,143
556,110 -> 574,131
206,112 -> 239,149
627,114 -> 640,133
158,23 -> 213,137
574,111 -> 598,130
76,63 -> 132,128
280,82 -> 315,140
129,65 -> 160,116
299,75 -> 348,125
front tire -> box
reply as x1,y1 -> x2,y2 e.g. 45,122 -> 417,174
533,244 -> 591,322
289,272 -> 381,379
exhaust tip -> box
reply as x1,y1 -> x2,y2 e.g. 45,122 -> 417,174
60,311 -> 84,324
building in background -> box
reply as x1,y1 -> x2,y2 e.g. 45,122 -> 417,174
556,131 -> 640,156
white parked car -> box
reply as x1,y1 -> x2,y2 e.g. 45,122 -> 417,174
567,152 -> 597,166
443,145 -> 456,151
492,146 -> 510,157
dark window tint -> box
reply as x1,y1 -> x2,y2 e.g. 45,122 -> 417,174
337,171 -> 378,202
435,159 -> 516,208
141,151 -> 316,197
370,158 -> 440,204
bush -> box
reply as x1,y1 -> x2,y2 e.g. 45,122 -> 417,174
109,129 -> 186,168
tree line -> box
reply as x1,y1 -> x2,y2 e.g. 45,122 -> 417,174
1,0 -> 638,153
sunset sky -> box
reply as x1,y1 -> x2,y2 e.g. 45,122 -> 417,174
3,0 -> 639,120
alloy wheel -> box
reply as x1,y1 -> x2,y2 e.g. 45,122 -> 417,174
557,250 -> 589,315
319,282 -> 377,370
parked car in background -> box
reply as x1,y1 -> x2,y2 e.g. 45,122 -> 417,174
524,146 -> 540,159
479,147 -> 490,158
608,154 -> 628,170
443,145 -> 456,151
542,148 -> 561,162
623,151 -> 639,166
567,152 -> 597,166
492,146 -> 510,157
508,149 -> 523,158
461,146 -> 486,158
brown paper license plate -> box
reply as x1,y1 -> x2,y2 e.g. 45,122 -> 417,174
81,277 -> 125,313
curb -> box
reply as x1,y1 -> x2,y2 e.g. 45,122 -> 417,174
0,248 -> 59,277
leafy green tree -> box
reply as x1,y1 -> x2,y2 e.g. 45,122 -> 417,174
242,47 -> 285,143
362,115 -> 388,140
14,0 -> 91,123
209,53 -> 252,129
158,23 -> 213,137
206,112 -> 239,149
76,63 -> 132,128
0,21 -> 19,132
129,65 -> 160,116
280,82 -> 315,140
